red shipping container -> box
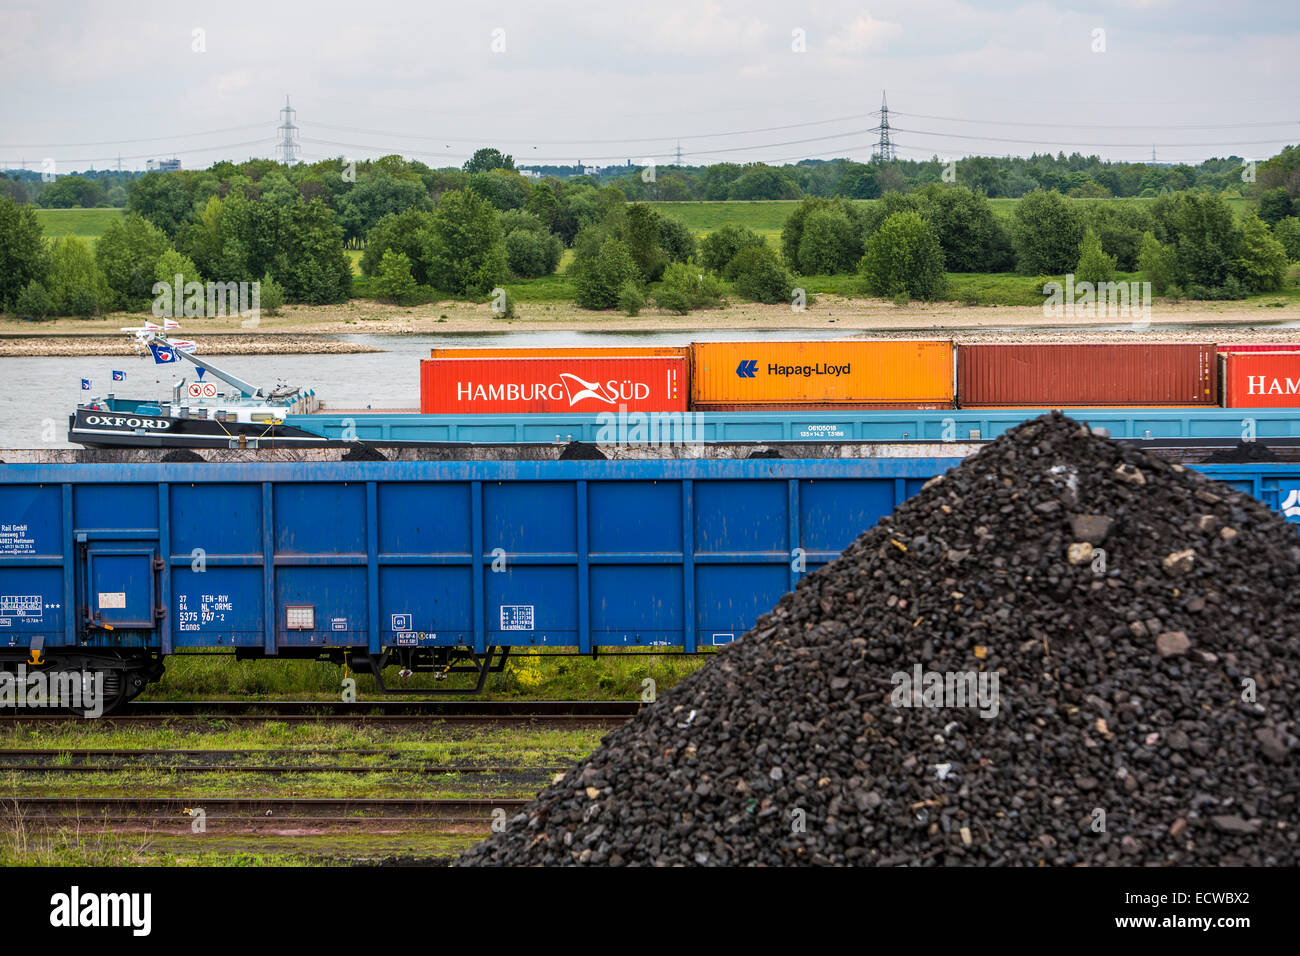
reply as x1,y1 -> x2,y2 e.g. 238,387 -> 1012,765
957,344 -> 1218,407
1217,343 -> 1300,352
420,356 -> 687,414
1222,351 -> 1300,407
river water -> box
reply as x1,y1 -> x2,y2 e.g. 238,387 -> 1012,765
0,329 -> 863,448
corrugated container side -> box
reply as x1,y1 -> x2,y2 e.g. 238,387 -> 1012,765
1222,351 -> 1300,407
957,344 -> 1218,407
420,356 -> 688,414
689,340 -> 954,406
431,346 -> 689,358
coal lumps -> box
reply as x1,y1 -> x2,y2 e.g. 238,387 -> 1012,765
458,412 -> 1300,867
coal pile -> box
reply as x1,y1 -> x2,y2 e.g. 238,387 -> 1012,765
459,413 -> 1299,866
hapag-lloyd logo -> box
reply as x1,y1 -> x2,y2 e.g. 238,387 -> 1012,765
456,373 -> 653,406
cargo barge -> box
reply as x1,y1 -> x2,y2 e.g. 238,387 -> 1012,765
67,336 -> 1300,450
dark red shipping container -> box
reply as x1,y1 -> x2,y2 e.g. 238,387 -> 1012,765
420,356 -> 687,414
957,344 -> 1218,407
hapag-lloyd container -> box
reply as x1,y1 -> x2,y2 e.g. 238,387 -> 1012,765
1221,351 -> 1300,407
957,344 -> 1218,407
689,341 -> 954,408
420,356 -> 687,414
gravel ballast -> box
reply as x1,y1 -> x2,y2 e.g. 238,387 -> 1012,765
459,412 -> 1299,866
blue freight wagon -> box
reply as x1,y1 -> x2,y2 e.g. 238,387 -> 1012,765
285,408 -> 1300,446
4,457 -> 1300,712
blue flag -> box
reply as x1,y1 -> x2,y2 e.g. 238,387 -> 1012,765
80,378 -> 91,390
112,370 -> 125,381
148,343 -> 178,364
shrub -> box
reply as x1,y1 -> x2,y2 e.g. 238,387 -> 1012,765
781,197 -> 863,274
0,196 -> 48,310
573,238 -> 639,309
654,261 -> 726,314
728,246 -> 793,304
1136,231 -> 1176,295
657,216 -> 696,264
425,189 -> 508,297
859,212 -> 946,301
1232,212 -> 1289,293
46,236 -> 106,316
699,225 -> 765,274
1010,190 -> 1085,275
795,207 -> 861,274
1075,228 -> 1117,286
504,228 -> 562,278
373,248 -> 419,304
258,272 -> 285,314
618,280 -> 644,316
14,279 -> 53,320
95,212 -> 172,310
1273,217 -> 1300,261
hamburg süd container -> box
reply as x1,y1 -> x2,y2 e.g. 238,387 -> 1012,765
957,343 -> 1218,407
420,356 -> 687,414
689,340 -> 954,409
1215,343 -> 1300,353
1221,351 -> 1300,407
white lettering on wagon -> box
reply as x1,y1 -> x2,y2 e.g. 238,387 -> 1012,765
499,605 -> 535,631
176,593 -> 233,631
0,594 -> 43,622
0,523 -> 36,554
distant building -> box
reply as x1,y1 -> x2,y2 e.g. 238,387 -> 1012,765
146,158 -> 182,172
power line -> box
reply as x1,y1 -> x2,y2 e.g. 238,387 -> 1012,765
8,138 -> 274,168
890,127 -> 1290,149
0,124 -> 268,150
892,111 -> 1299,132
299,127 -> 874,164
311,112 -> 879,147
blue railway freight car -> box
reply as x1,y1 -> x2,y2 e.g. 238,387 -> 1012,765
4,457 -> 1300,712
284,408 -> 1300,445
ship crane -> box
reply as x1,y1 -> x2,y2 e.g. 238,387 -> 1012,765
120,326 -> 291,401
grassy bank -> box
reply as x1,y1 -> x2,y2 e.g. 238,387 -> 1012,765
32,207 -> 124,242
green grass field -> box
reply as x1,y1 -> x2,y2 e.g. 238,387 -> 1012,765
32,207 -> 124,242
650,195 -> 1255,238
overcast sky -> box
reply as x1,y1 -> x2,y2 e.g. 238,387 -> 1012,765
2,0 -> 1297,173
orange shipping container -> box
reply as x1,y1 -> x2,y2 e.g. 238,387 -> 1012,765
420,356 -> 687,414
431,346 -> 688,358
689,341 -> 954,408
1221,351 -> 1300,407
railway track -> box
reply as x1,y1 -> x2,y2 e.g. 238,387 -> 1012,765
0,748 -> 567,775
2,796 -> 529,828
0,698 -> 640,727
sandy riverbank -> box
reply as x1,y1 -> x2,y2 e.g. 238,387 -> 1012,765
2,295 -> 1299,355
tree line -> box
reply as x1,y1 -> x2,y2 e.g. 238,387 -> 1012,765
0,145 -> 1296,318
